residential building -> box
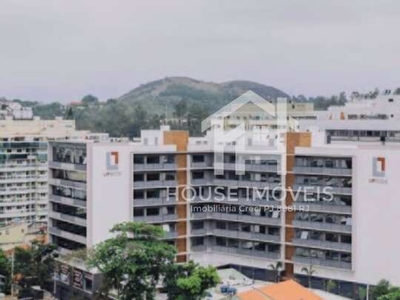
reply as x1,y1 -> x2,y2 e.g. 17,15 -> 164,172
0,115 -> 104,249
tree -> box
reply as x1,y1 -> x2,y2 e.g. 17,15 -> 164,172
0,249 -> 11,294
81,95 -> 99,106
163,261 -> 219,300
301,265 -> 315,288
14,242 -> 57,291
268,262 -> 282,283
88,222 -> 176,300
173,99 -> 188,126
379,288 -> 400,300
358,286 -> 367,300
372,280 -> 391,299
326,279 -> 336,293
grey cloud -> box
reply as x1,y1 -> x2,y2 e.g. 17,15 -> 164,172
0,0 -> 399,102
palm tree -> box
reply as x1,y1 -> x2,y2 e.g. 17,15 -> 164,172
268,262 -> 282,283
301,265 -> 315,288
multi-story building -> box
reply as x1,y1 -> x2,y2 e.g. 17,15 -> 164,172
49,92 -> 400,299
0,115 -> 105,249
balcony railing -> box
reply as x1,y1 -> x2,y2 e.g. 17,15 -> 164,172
292,220 -> 351,233
49,194 -> 86,208
295,202 -> 351,214
133,163 -> 176,171
224,163 -> 278,173
291,238 -> 352,252
293,166 -> 352,176
134,214 -> 179,223
133,180 -> 177,188
190,212 -> 281,226
48,178 -> 86,190
293,184 -> 352,195
292,255 -> 352,270
49,211 -> 86,227
211,246 -> 280,260
134,197 -> 178,207
49,227 -> 87,245
49,161 -> 86,171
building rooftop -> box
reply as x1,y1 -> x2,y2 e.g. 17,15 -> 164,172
232,280 -> 323,300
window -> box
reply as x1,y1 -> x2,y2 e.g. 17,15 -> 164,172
147,208 -> 159,216
134,208 -> 144,217
192,221 -> 204,230
216,237 -> 226,246
134,155 -> 145,164
192,155 -> 205,163
134,174 -> 144,182
146,190 -> 159,198
216,221 -> 226,229
192,237 -> 204,246
192,172 -> 204,180
147,155 -> 160,164
147,173 -> 159,181
227,239 -> 239,248
134,190 -> 144,199
165,173 -> 175,181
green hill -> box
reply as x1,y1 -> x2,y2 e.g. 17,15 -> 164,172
29,77 -> 289,137
117,76 -> 289,116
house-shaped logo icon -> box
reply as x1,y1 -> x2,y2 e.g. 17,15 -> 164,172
200,90 -> 294,175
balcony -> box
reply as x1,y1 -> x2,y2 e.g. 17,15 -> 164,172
191,245 -> 207,252
211,246 -> 280,260
49,194 -> 86,208
134,214 -> 179,223
134,197 -> 178,207
296,202 -> 351,214
133,180 -> 177,189
190,212 -> 281,226
49,211 -> 86,227
224,163 -> 278,173
0,163 -> 48,172
0,187 -> 37,195
213,179 -> 280,189
49,227 -> 87,245
293,184 -> 352,195
49,161 -> 86,172
292,220 -> 351,233
162,231 -> 178,239
293,166 -> 352,177
191,228 -> 280,243
191,162 -> 213,169
133,163 -> 176,171
292,255 -> 352,270
0,210 -> 34,218
214,229 -> 281,243
48,178 -> 86,190
291,238 -> 352,252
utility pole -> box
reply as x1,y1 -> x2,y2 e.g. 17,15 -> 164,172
11,251 -> 14,297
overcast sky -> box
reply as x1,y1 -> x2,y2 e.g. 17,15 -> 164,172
1,0 -> 399,103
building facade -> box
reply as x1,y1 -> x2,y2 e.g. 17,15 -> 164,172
0,116 -> 102,249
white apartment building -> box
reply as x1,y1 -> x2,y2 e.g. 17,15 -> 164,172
0,115 -> 105,249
